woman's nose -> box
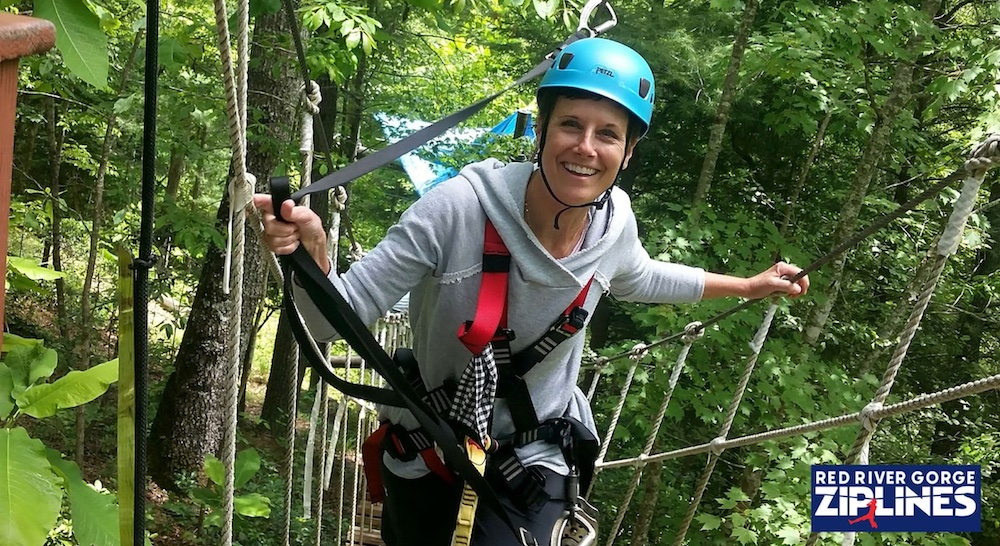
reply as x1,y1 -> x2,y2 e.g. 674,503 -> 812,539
574,130 -> 597,156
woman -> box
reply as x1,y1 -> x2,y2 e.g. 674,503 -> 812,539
255,38 -> 808,546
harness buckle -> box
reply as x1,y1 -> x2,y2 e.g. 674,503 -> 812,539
577,0 -> 617,37
555,307 -> 588,335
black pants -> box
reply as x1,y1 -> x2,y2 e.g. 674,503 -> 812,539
380,458 -> 567,546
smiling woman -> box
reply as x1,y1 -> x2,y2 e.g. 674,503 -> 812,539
253,36 -> 809,546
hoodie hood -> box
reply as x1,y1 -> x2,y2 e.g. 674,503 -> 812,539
459,158 -> 630,290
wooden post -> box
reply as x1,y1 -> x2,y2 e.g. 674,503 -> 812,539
117,246 -> 136,546
0,13 -> 55,353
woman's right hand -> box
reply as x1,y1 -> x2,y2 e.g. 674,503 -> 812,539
253,194 -> 332,275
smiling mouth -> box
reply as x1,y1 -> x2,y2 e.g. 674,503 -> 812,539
563,162 -> 598,176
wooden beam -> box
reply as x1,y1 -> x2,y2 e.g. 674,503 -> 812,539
0,14 -> 55,352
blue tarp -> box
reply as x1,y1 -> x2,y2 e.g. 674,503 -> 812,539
378,110 -> 534,196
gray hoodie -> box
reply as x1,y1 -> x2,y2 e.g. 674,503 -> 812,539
293,158 -> 705,477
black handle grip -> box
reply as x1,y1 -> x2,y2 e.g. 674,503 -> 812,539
270,176 -> 293,223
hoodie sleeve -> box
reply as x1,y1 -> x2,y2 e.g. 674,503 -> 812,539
609,212 -> 705,304
290,176 -> 472,341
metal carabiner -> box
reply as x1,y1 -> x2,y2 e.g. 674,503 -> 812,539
577,0 -> 617,37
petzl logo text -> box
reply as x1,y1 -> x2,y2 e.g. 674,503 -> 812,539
811,465 -> 981,532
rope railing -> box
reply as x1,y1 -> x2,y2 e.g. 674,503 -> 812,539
600,323 -> 703,545
597,370 -> 1000,471
586,151 -> 989,373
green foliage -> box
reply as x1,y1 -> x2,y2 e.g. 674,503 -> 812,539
190,448 -> 272,529
34,0 -> 110,88
17,359 -> 119,419
0,339 -> 122,545
0,427 -> 63,546
47,450 -> 122,546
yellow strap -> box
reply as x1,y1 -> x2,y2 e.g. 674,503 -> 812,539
451,437 -> 488,546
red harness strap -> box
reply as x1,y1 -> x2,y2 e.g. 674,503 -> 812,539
457,221 -> 510,355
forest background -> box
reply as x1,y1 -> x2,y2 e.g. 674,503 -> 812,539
3,0 -> 1000,545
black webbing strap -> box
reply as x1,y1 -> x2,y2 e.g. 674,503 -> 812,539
278,243 -> 533,544
270,28 -> 592,221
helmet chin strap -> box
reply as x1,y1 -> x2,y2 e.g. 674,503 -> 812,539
536,126 -> 623,230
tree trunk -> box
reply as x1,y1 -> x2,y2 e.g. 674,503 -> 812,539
260,312 -> 301,430
260,69 -> 340,432
47,98 -> 67,339
803,0 -> 943,345
76,31 -> 142,471
165,142 -> 186,201
690,0 -> 759,210
777,108 -> 833,243
148,9 -> 299,489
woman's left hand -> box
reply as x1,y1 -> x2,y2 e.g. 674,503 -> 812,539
744,261 -> 809,299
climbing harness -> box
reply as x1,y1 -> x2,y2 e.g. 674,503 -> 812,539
271,3 -> 617,545
353,220 -> 600,546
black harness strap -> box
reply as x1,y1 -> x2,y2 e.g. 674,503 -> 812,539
278,241 -> 529,542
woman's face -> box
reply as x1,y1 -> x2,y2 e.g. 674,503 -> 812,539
538,95 -> 636,206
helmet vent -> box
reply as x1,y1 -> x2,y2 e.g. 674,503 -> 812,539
639,78 -> 652,99
558,52 -> 574,70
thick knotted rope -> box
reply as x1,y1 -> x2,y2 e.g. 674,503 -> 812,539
806,136 -> 998,546
602,322 -> 704,546
210,0 -> 252,540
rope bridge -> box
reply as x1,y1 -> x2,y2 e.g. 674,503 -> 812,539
201,0 -> 1000,543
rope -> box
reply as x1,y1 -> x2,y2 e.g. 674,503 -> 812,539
806,142 -> 993,546
593,343 -> 648,470
210,0 -> 253,539
671,302 -> 778,546
602,323 -> 704,545
281,346 -> 297,546
597,370 -> 1000,470
587,155 -> 980,372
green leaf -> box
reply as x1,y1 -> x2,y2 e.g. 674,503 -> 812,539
6,256 -> 65,281
113,93 -> 135,115
190,486 -> 220,506
16,359 -> 118,419
33,0 -> 109,88
0,428 -> 63,546
234,448 -> 261,488
1,333 -> 41,352
695,513 -> 723,531
532,0 -> 557,18
28,346 -> 58,385
3,344 -> 48,397
46,450 -> 120,546
204,454 -> 224,486
0,365 -> 14,420
776,527 -> 802,544
233,493 -> 271,518
345,28 -> 361,50
731,526 -> 757,545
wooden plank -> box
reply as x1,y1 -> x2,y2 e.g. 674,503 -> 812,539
0,58 -> 15,354
0,13 -> 55,354
117,246 -> 136,546
0,13 -> 56,62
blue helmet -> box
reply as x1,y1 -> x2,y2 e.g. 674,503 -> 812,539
538,38 -> 655,136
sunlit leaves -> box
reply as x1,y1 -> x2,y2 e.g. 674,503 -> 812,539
34,0 -> 109,88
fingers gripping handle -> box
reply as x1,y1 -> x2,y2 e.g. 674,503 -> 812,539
270,176 -> 296,223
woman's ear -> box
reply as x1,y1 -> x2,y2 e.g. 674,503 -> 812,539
622,139 -> 638,169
